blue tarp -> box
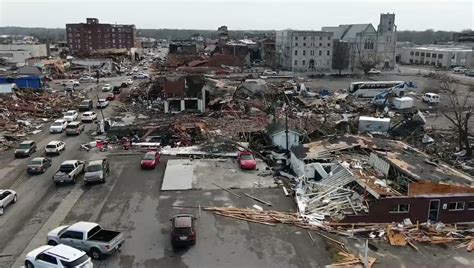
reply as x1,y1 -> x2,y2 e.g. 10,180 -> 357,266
0,75 -> 43,90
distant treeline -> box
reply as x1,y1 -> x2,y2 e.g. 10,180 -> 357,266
0,26 -> 468,45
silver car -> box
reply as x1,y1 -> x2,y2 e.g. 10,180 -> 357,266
0,190 -> 17,215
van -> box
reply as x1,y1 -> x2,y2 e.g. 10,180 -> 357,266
65,121 -> 85,135
79,99 -> 93,111
422,93 -> 440,104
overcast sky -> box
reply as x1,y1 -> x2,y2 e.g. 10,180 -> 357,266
0,0 -> 472,31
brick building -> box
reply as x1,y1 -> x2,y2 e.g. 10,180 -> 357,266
66,18 -> 137,55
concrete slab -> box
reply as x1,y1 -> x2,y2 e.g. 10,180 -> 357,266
161,159 -> 195,190
161,158 -> 273,191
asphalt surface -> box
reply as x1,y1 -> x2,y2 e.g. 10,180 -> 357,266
0,76 -> 124,267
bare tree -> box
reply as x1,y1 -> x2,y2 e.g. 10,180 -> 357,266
332,40 -> 350,75
438,74 -> 473,157
358,57 -> 380,74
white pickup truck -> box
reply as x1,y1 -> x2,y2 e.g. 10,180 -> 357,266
52,160 -> 85,185
47,221 -> 125,260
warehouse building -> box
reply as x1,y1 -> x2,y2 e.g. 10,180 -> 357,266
399,45 -> 473,68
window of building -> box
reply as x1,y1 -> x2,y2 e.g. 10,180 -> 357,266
294,60 -> 297,66
311,37 -> 315,41
410,51 -> 414,56
438,54 -> 443,59
310,50 -> 314,56
302,60 -> 306,66
303,36 -> 306,40
426,53 -> 431,57
448,202 -> 465,211
303,50 -> 306,56
319,50 -> 322,56
468,201 -> 474,210
432,54 -> 436,58
415,60 -> 419,64
327,43 -> 331,47
295,36 -> 298,40
409,59 -> 413,63
364,39 -> 374,50
295,43 -> 298,47
425,61 -> 429,64
327,50 -> 330,56
415,52 -> 419,56
389,204 -> 410,213
421,52 -> 425,57
295,50 -> 298,56
319,43 -> 322,46
327,36 -> 330,40
303,43 -> 306,47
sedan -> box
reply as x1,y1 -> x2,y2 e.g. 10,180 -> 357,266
0,190 -> 17,215
101,84 -> 112,92
79,76 -> 95,83
81,111 -> 97,122
106,92 -> 115,101
237,151 -> 257,170
141,151 -> 160,169
27,157 -> 52,174
368,68 -> 381,74
62,80 -> 80,86
97,99 -> 109,109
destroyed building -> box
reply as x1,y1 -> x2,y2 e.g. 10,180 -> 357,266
163,75 -> 206,113
293,135 -> 474,224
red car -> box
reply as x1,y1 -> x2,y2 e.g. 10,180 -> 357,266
237,151 -> 257,170
141,151 -> 160,169
106,92 -> 115,101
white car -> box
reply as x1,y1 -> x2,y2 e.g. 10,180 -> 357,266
453,67 -> 467,73
62,80 -> 80,87
101,84 -> 112,92
368,68 -> 381,74
81,111 -> 97,122
96,99 -> 109,109
262,70 -> 277,75
132,67 -> 139,72
79,76 -> 95,83
50,119 -> 68,133
0,189 -> 17,215
45,141 -> 66,155
63,110 -> 78,122
25,244 -> 92,268
422,92 -> 440,104
133,73 -> 149,79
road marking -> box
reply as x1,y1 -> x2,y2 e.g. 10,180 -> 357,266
11,185 -> 84,268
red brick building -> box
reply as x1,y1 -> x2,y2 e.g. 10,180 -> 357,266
66,18 -> 137,55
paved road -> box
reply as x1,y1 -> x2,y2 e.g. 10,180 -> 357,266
0,76 -> 123,266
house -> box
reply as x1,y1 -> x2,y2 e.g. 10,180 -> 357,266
163,75 -> 206,113
265,122 -> 302,150
292,134 -> 474,224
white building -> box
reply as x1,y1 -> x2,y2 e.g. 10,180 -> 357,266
276,30 -> 333,72
0,44 -> 49,65
265,122 -> 302,150
322,13 -> 397,70
399,45 -> 474,68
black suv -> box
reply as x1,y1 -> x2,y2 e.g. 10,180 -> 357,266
14,140 -> 37,158
170,214 -> 196,247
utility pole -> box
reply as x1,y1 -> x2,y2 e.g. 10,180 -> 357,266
285,105 -> 289,153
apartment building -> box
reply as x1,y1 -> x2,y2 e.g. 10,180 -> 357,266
66,18 -> 137,55
399,45 -> 473,68
276,30 -> 333,72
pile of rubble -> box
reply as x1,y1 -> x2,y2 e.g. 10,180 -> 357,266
0,90 -> 83,150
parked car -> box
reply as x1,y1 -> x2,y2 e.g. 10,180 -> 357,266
27,157 -> 52,174
141,151 -> 160,169
106,92 -> 115,101
368,68 -> 381,74
81,111 -> 97,122
97,98 -> 109,109
25,244 -> 92,268
62,80 -> 80,87
101,84 -> 112,92
14,140 -> 37,158
79,99 -> 94,111
453,67 -> 467,73
113,86 -> 122,94
422,93 -> 440,104
47,221 -> 125,260
45,141 -> 66,155
170,214 -> 196,247
133,73 -> 149,79
465,69 -> 474,77
63,110 -> 78,122
84,159 -> 110,185
0,189 -> 17,215
65,121 -> 85,136
237,151 -> 257,170
262,70 -> 277,75
52,160 -> 85,185
50,119 -> 68,133
79,76 -> 95,83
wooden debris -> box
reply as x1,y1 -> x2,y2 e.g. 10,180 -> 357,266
212,183 -> 241,197
243,193 -> 272,206
331,251 -> 376,267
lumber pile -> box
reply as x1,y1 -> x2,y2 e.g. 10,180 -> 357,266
204,207 -> 300,226
331,251 -> 376,268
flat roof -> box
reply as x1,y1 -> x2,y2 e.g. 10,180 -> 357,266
404,46 -> 473,52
